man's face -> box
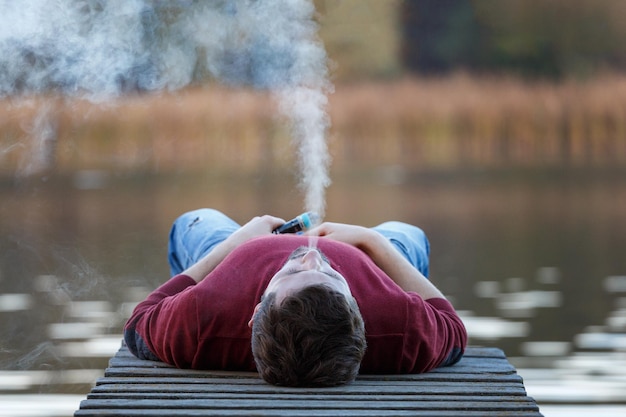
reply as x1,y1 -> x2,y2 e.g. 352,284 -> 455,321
248,246 -> 353,328
264,246 -> 352,304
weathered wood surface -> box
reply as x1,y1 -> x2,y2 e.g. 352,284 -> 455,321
75,344 -> 543,416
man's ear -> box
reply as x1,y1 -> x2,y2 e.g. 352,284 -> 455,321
248,303 -> 262,328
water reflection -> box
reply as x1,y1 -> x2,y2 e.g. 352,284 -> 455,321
459,314 -> 530,339
1,167 -> 625,415
465,270 -> 626,407
0,294 -> 32,312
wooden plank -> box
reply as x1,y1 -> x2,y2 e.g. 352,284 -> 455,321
104,364 -> 516,379
77,398 -> 540,412
75,410 -> 543,417
106,347 -> 517,380
75,345 -> 543,417
88,381 -> 529,396
110,345 -> 507,358
459,346 -> 507,359
111,345 -> 507,359
87,393 -> 531,402
94,372 -> 525,385
110,346 -> 508,361
107,354 -> 516,374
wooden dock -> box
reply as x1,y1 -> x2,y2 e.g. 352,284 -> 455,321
74,344 -> 543,416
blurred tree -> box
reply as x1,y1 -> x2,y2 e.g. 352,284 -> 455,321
401,0 -> 482,74
474,0 -> 626,78
401,0 -> 626,79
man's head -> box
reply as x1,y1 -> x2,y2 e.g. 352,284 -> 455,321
250,246 -> 366,387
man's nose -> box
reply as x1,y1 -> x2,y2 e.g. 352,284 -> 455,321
300,249 -> 323,269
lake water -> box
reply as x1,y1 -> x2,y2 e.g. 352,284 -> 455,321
1,166 -> 625,416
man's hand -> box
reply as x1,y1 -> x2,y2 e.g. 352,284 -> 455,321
225,215 -> 285,248
308,221 -> 444,300
183,214 -> 284,283
306,222 -> 374,249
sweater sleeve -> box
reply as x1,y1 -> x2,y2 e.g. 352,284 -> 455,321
404,296 -> 467,373
123,274 -> 199,367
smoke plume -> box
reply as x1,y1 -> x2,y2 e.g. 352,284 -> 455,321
0,0 -> 332,215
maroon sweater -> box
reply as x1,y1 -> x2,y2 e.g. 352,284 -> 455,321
124,235 -> 467,373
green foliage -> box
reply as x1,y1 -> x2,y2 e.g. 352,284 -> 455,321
403,0 -> 626,79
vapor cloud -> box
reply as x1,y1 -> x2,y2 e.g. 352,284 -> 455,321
0,0 -> 332,215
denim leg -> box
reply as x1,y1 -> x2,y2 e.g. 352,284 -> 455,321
370,221 -> 430,278
167,208 -> 241,276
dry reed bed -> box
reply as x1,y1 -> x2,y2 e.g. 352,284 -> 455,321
330,75 -> 626,168
1,75 -> 626,176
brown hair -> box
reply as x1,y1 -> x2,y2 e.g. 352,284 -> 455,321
251,284 -> 366,387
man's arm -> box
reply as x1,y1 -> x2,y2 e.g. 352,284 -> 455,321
308,222 -> 466,371
182,215 -> 284,282
124,274 -> 196,362
306,223 -> 444,300
124,214 -> 284,364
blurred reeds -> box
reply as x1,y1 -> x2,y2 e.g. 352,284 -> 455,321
1,75 -> 626,178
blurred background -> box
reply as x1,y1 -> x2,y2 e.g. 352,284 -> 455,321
1,1 -> 626,416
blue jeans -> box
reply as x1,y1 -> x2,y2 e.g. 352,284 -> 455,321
168,208 -> 430,278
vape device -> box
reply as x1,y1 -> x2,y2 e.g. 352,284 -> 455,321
272,211 -> 320,234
